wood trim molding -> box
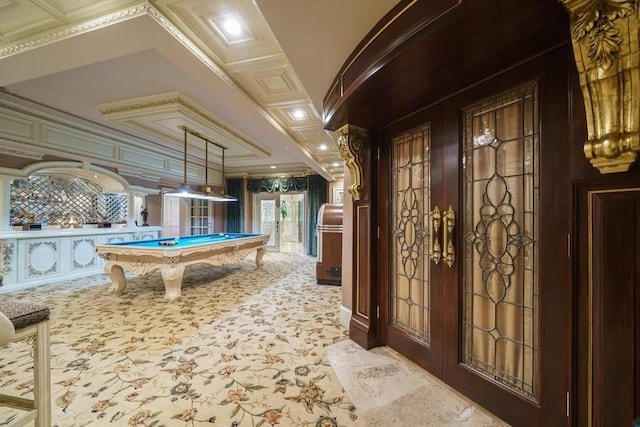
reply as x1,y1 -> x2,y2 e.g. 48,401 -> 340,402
336,123 -> 377,349
560,0 -> 640,173
349,203 -> 377,349
322,0 -> 462,128
586,186 -> 640,425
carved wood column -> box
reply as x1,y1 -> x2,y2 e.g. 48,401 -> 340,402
560,0 -> 640,173
336,124 -> 377,349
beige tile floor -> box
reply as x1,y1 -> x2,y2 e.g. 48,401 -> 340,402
327,339 -> 512,426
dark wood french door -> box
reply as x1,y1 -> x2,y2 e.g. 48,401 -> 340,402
378,47 -> 573,426
376,102 -> 446,375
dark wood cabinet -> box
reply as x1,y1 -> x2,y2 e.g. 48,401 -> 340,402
316,203 -> 343,285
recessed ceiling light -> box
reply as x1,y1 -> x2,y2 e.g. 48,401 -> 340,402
210,14 -> 252,44
223,18 -> 242,36
292,109 -> 306,120
270,165 -> 276,169
332,162 -> 341,167
318,144 -> 328,151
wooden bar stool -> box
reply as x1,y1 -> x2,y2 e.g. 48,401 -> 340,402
0,301 -> 51,427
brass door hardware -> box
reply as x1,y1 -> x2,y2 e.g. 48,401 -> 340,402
429,205 -> 455,267
443,205 -> 455,267
429,206 -> 442,264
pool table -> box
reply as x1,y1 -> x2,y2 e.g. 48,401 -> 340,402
96,233 -> 269,301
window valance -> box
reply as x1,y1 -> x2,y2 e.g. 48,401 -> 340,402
247,176 -> 307,193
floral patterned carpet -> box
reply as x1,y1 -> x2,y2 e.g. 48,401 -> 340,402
0,252 -> 362,426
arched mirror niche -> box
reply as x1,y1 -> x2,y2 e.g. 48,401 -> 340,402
7,162 -> 132,230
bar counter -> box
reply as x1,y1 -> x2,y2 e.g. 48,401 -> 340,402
0,226 -> 162,292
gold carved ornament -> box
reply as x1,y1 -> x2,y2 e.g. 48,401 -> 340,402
336,124 -> 367,201
560,0 -> 640,173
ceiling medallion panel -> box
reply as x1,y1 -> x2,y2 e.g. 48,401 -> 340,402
234,59 -> 307,104
0,1 -> 62,42
258,73 -> 296,96
0,2 -> 148,58
156,0 -> 279,64
294,126 -> 336,143
97,91 -> 270,161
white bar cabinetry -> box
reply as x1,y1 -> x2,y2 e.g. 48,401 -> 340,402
0,227 -> 161,291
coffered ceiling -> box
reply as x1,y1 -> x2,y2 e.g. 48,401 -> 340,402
0,0 -> 398,186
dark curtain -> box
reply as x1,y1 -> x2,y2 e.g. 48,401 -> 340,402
247,176 -> 307,193
306,174 -> 328,256
226,178 -> 244,233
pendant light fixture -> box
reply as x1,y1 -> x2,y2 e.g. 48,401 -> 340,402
204,140 -> 237,202
165,126 -> 207,199
167,126 -> 237,202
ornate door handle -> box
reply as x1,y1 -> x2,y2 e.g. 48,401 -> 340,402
429,206 -> 442,264
443,205 -> 455,267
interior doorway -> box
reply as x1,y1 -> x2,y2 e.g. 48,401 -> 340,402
163,195 -> 183,237
254,192 -> 305,253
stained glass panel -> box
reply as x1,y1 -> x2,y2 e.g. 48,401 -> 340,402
391,125 -> 431,343
461,83 -> 539,400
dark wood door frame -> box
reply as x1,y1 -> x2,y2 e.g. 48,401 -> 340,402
575,180 -> 640,426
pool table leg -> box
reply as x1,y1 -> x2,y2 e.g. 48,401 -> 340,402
104,262 -> 127,295
255,245 -> 266,267
160,264 -> 185,302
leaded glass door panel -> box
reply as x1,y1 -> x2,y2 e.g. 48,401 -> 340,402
380,106 -> 445,374
459,82 -> 539,397
392,125 -> 432,343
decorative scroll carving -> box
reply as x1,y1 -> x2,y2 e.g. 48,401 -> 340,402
27,241 -> 58,276
134,232 -> 157,241
0,143 -> 44,160
336,124 -> 367,201
0,242 -> 13,275
0,5 -> 149,58
72,238 -> 96,270
108,260 -> 160,277
560,0 -> 640,173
